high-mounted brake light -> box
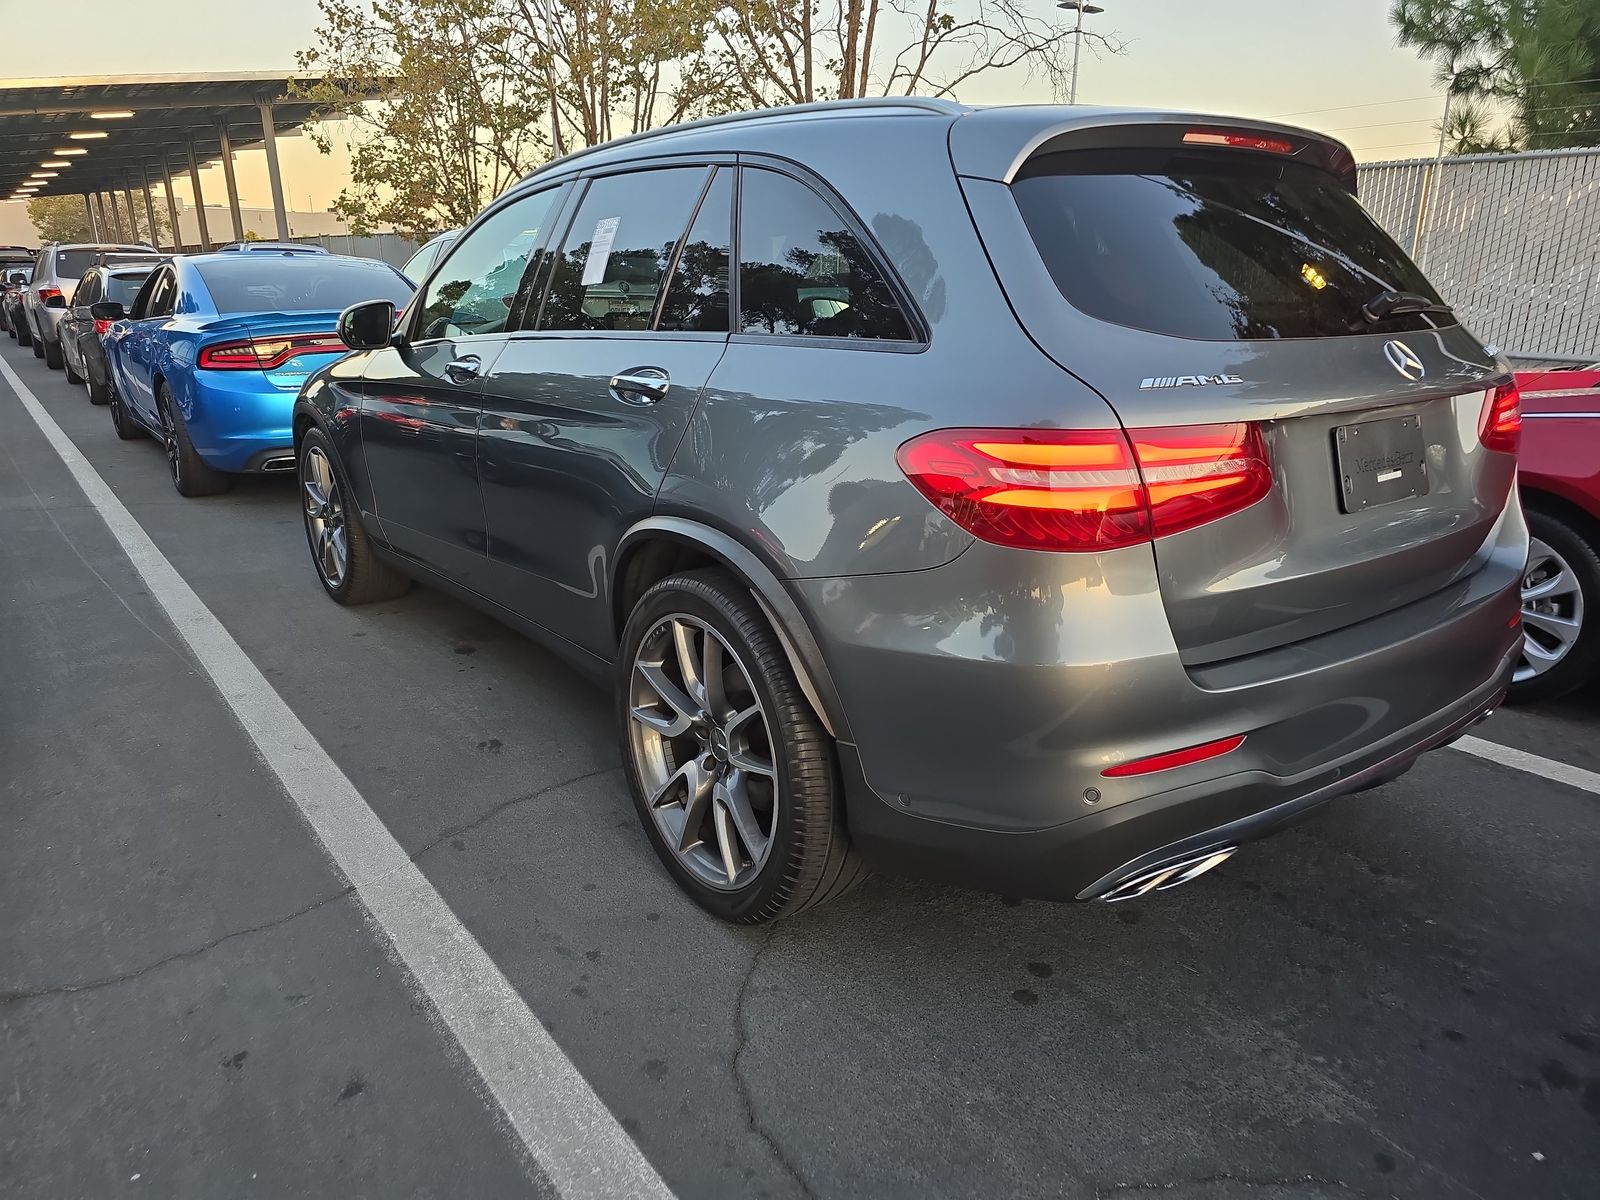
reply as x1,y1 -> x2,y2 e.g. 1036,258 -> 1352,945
198,332 -> 346,371
896,423 -> 1272,552
1479,380 -> 1521,455
1183,129 -> 1296,155
1102,734 -> 1247,778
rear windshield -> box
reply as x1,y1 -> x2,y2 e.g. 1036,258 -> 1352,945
55,250 -> 157,278
1011,148 -> 1450,340
194,256 -> 413,314
106,270 -> 154,304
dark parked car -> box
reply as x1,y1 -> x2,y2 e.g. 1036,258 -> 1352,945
296,99 -> 1525,922
1512,367 -> 1600,701
1,265 -> 32,337
59,261 -> 159,400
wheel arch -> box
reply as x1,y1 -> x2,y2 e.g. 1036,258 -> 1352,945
1520,483 -> 1600,546
613,517 -> 854,742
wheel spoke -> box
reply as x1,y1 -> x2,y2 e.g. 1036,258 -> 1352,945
725,703 -> 762,736
701,634 -> 728,720
1521,635 -> 1565,666
1522,609 -> 1580,640
717,771 -> 770,864
303,478 -> 326,511
1523,568 -> 1578,602
711,800 -> 740,884
671,619 -> 706,708
636,660 -> 701,734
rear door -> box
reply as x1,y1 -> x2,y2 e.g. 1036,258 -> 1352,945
476,163 -> 731,656
110,266 -> 177,426
358,188 -> 562,592
964,126 -> 1511,663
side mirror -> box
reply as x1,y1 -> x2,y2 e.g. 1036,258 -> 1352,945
338,299 -> 397,350
90,301 -> 126,322
43,292 -> 67,309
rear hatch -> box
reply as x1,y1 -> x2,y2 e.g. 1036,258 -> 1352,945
955,114 -> 1515,664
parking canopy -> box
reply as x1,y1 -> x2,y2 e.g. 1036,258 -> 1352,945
0,73 -> 339,247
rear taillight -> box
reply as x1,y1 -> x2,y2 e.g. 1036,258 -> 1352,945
1479,380 -> 1521,455
93,318 -> 112,335
896,423 -> 1272,552
37,286 -> 62,303
1183,129 -> 1295,155
198,333 -> 345,371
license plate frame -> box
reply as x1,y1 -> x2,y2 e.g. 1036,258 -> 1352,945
1333,414 -> 1429,514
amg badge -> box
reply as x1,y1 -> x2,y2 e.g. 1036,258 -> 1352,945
1139,373 -> 1244,390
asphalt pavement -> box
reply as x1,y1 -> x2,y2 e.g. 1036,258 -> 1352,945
2,332 -> 1598,1200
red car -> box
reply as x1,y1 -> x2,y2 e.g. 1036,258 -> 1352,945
1512,367 -> 1600,701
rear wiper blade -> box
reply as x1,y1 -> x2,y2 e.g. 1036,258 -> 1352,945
1362,289 -> 1453,322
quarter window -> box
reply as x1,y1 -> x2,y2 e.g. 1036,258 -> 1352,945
415,189 -> 559,341
736,168 -> 914,341
142,270 -> 176,319
537,167 -> 713,332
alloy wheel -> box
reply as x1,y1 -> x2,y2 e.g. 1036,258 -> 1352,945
161,405 -> 181,486
628,615 -> 779,891
302,445 -> 348,588
1516,536 -> 1586,682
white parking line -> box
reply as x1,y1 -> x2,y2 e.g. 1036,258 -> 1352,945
1453,734 -> 1600,797
0,355 -> 674,1200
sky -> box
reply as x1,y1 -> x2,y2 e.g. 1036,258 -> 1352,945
0,0 -> 1448,231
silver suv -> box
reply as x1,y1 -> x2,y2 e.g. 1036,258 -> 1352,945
297,100 -> 1525,922
22,242 -> 155,370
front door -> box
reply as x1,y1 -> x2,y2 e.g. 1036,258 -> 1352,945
357,185 -> 567,593
477,164 -> 733,657
109,266 -> 176,426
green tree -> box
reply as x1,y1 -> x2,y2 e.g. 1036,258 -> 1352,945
26,195 -> 94,243
1392,0 -> 1600,152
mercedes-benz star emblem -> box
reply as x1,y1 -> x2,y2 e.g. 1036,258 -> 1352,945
1383,339 -> 1425,381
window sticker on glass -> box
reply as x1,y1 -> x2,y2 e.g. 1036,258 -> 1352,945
581,217 -> 621,287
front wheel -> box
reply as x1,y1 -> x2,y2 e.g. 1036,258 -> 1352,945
618,569 -> 865,923
298,426 -> 411,605
1510,508 -> 1600,703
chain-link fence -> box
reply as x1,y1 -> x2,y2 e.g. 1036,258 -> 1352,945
1358,147 -> 1600,363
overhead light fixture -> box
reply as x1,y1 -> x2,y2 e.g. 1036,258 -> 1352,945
52,148 -> 89,156
29,172 -> 59,179
69,131 -> 110,140
41,160 -> 72,168
89,110 -> 136,119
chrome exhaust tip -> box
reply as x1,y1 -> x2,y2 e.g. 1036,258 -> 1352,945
1097,846 -> 1238,903
260,456 -> 296,473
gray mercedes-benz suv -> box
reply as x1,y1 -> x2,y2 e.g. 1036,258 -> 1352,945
296,99 -> 1525,922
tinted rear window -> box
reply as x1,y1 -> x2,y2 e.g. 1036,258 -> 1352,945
106,270 -> 154,304
194,256 -> 413,314
55,250 -> 157,278
1012,149 -> 1449,340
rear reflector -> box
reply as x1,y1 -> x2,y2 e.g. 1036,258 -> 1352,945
1101,734 -> 1247,778
1479,380 -> 1521,455
1183,129 -> 1295,155
897,423 -> 1271,552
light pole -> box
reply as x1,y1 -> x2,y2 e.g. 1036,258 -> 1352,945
1057,1 -> 1104,105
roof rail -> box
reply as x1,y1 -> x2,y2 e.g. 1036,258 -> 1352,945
529,97 -> 968,181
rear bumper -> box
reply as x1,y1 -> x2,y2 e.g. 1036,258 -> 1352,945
798,501 -> 1527,901
185,375 -> 297,472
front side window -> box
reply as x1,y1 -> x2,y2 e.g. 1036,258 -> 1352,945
415,192 -> 558,341
736,168 -> 915,341
138,269 -> 176,319
538,167 -> 713,332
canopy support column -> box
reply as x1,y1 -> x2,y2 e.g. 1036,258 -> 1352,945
258,101 -> 290,241
218,121 -> 245,241
161,160 -> 182,253
185,138 -> 212,252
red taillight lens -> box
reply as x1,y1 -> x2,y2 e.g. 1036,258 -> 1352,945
1183,129 -> 1295,155
38,286 -> 62,302
1102,734 -> 1247,778
198,333 -> 345,370
896,423 -> 1271,552
1479,380 -> 1521,455
93,318 -> 112,335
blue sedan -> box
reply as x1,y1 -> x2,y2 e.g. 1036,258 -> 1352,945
100,251 -> 413,495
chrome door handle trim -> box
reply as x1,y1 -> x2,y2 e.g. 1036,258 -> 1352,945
445,355 -> 482,383
609,371 -> 670,404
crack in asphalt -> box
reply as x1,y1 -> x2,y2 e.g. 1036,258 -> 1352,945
731,928 -> 818,1200
1095,1173 -> 1373,1197
405,764 -> 622,863
0,885 -> 356,1008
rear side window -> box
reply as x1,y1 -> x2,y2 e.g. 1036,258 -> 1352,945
736,168 -> 914,341
1012,148 -> 1449,341
106,270 -> 153,305
196,256 -> 411,315
538,167 -> 712,332
55,250 -> 153,279
74,273 -> 101,305
656,168 -> 732,333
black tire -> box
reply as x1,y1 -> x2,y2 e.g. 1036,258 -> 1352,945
16,316 -> 31,347
30,329 -> 43,357
87,365 -> 113,406
43,335 -> 62,369
109,380 -> 145,439
298,426 -> 411,605
157,383 -> 230,497
1509,507 -> 1600,704
63,343 -> 85,385
617,569 -> 866,923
